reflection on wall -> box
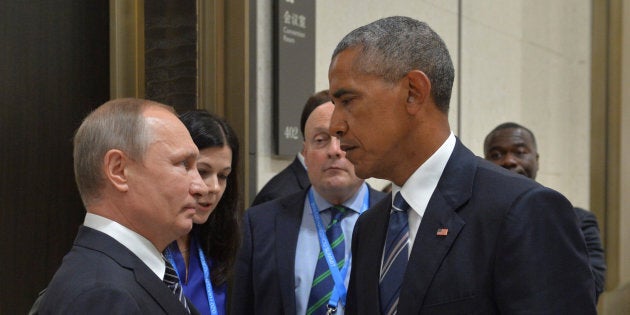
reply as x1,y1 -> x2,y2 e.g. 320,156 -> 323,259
145,0 -> 197,112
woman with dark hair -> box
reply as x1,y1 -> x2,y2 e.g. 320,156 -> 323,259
164,109 -> 241,315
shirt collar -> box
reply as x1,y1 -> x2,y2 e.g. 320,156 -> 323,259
84,213 -> 165,279
297,152 -> 307,169
395,132 -> 456,217
309,182 -> 369,214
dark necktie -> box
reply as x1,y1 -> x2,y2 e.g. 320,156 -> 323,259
163,259 -> 191,314
306,205 -> 347,315
379,192 -> 410,315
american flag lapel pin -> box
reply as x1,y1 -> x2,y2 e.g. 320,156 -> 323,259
436,228 -> 448,236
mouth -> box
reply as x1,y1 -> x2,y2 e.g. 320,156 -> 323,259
182,204 -> 197,216
325,166 -> 345,172
196,200 -> 213,212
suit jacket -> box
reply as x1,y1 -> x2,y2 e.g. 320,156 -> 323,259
574,207 -> 606,300
231,185 -> 386,315
346,139 -> 596,315
251,156 -> 310,206
37,226 -> 198,315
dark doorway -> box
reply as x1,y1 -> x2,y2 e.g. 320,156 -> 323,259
0,1 -> 109,313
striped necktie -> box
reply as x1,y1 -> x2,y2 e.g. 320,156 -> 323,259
379,192 -> 410,315
163,258 -> 191,314
306,205 -> 347,315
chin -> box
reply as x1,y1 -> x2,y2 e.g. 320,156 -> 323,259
193,212 -> 213,224
353,166 -> 372,180
175,221 -> 194,236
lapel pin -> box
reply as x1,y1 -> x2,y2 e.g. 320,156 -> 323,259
436,228 -> 448,236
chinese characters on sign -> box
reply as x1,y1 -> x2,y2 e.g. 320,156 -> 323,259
274,0 -> 315,155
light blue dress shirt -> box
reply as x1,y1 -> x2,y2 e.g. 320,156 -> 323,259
294,183 -> 369,315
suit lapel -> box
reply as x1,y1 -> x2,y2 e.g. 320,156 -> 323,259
75,226 -> 192,314
398,139 -> 477,313
354,194 -> 391,311
275,190 -> 308,312
291,157 -> 310,189
366,185 -> 387,207
133,264 -> 195,314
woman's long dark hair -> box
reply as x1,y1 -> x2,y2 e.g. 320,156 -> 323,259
179,109 -> 241,287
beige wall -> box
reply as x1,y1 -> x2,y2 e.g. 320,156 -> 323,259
256,0 -> 591,203
459,1 -> 592,208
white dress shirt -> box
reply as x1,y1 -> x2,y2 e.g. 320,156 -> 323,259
391,132 -> 455,255
84,213 -> 166,280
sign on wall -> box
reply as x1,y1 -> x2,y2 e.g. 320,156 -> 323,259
273,0 -> 316,156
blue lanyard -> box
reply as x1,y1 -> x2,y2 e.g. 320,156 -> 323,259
307,187 -> 370,312
197,242 -> 219,315
165,239 -> 219,315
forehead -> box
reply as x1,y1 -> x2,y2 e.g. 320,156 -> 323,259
304,103 -> 334,133
488,128 -> 535,148
199,145 -> 232,161
144,108 -> 197,153
329,47 -> 395,100
329,48 -> 362,90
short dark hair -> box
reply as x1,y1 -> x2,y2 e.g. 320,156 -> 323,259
484,122 -> 537,150
300,89 -> 331,139
332,16 -> 454,113
178,109 -> 241,287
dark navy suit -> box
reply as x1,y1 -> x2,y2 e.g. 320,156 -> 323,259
574,207 -> 606,300
37,226 -> 198,315
346,139 -> 596,314
232,186 -> 385,314
251,156 -> 310,206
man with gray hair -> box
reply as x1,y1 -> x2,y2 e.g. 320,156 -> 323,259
36,98 -> 207,314
328,16 -> 596,314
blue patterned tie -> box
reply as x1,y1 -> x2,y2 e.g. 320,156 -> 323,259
379,192 -> 410,315
306,205 -> 347,315
163,259 -> 191,314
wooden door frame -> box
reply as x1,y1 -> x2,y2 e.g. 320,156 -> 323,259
110,0 -> 255,206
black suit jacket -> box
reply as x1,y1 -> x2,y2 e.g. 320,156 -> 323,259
574,207 -> 606,300
346,139 -> 596,314
231,185 -> 386,314
37,226 -> 198,315
251,156 -> 310,206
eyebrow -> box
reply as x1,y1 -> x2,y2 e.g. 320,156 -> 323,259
487,143 -> 528,152
331,88 -> 354,99
197,161 -> 232,171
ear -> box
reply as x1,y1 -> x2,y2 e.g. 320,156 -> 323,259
103,149 -> 130,192
405,70 -> 431,115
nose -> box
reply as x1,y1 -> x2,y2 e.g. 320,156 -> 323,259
205,175 -> 221,194
499,153 -> 518,169
327,136 -> 343,159
190,171 -> 209,197
329,107 -> 347,139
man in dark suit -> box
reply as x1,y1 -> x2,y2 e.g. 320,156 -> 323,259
232,97 -> 386,314
37,98 -> 208,314
484,122 -> 606,301
251,90 -> 332,207
250,153 -> 309,206
328,16 -> 596,314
